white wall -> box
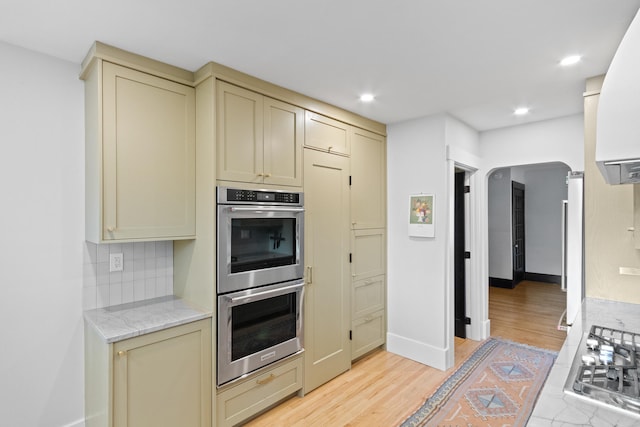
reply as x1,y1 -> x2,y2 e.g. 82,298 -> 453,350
480,114 -> 584,172
387,113 -> 583,371
387,115 -> 448,368
488,168 -> 513,279
519,164 -> 570,276
387,114 -> 481,370
0,42 -> 85,426
488,164 -> 571,280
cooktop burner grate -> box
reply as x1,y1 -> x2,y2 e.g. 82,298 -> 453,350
571,325 -> 640,415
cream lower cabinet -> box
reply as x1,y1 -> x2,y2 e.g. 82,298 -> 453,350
216,81 -> 303,187
82,53 -> 196,243
303,148 -> 352,393
350,229 -> 386,360
216,355 -> 303,427
85,319 -> 211,427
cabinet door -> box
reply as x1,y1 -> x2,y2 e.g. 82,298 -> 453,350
350,128 -> 386,229
264,97 -> 303,187
351,309 -> 385,360
113,319 -> 211,427
352,275 -> 385,319
304,111 -> 350,155
303,148 -> 351,393
102,62 -> 195,240
216,81 -> 264,183
351,229 -> 386,282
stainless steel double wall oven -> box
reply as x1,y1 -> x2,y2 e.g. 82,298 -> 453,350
216,187 -> 304,386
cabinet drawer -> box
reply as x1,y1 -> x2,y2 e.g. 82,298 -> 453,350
351,309 -> 385,360
304,111 -> 350,155
216,355 -> 303,427
351,229 -> 386,281
352,275 -> 385,318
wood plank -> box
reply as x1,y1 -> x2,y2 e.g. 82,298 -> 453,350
244,280 -> 566,426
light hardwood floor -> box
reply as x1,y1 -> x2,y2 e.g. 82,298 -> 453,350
244,280 -> 566,426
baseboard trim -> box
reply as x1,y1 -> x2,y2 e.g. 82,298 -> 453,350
489,277 -> 514,288
386,332 -> 448,371
524,272 -> 561,284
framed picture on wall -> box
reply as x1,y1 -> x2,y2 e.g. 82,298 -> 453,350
408,194 -> 435,237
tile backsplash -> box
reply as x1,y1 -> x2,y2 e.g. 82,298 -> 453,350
83,241 -> 174,310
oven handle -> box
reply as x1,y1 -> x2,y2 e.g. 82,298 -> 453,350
227,282 -> 305,304
228,206 -> 304,213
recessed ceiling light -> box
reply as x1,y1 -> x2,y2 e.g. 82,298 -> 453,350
514,107 -> 529,116
560,55 -> 582,66
359,93 -> 375,102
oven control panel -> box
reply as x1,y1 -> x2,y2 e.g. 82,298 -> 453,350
219,187 -> 302,205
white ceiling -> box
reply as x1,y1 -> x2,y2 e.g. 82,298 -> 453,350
2,0 -> 639,131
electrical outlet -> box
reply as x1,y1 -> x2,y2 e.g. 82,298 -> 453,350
110,253 -> 124,272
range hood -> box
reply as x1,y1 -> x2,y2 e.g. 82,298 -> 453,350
596,9 -> 640,185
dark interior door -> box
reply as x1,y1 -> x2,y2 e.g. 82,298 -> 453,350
512,181 -> 525,286
454,171 -> 466,338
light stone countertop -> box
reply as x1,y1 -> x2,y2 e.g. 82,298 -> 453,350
528,298 -> 640,426
84,295 -> 212,343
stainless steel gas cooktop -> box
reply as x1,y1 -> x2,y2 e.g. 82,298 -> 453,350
566,325 -> 640,415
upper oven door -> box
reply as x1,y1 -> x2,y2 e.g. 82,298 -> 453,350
217,204 -> 304,294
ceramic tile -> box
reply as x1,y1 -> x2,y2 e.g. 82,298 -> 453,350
122,281 -> 134,304
97,244 -> 109,263
144,241 -> 156,259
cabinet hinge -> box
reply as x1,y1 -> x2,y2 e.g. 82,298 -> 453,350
349,330 -> 352,340
349,175 -> 352,186
464,185 -> 471,193
465,317 -> 472,325
464,251 -> 471,259
349,253 -> 352,263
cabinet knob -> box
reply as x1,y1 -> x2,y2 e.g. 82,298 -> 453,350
117,350 -> 126,357
107,226 -> 115,232
264,173 -> 271,178
257,173 -> 264,177
328,146 -> 333,152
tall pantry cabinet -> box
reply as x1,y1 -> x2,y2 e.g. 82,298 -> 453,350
302,147 -> 352,393
349,128 -> 387,360
302,114 -> 387,391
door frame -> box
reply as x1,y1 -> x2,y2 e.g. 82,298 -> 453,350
511,181 -> 526,286
445,145 -> 486,369
454,170 -> 467,338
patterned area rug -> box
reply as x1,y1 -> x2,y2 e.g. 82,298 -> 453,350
400,338 -> 557,427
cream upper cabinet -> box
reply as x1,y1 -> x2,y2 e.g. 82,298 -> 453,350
83,60 -> 196,243
85,319 -> 212,427
304,111 -> 350,156
216,81 -> 303,187
350,127 -> 386,229
303,148 -> 351,393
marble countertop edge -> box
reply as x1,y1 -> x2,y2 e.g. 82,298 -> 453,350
84,295 -> 213,344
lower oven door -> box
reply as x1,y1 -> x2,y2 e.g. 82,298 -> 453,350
217,279 -> 304,386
